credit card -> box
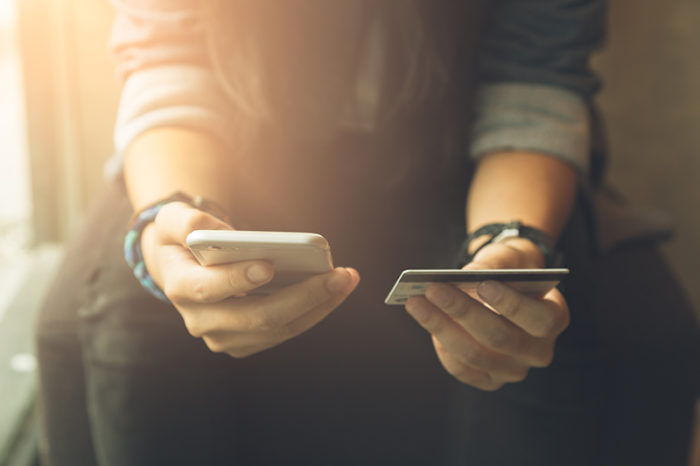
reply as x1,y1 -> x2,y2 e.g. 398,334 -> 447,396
384,269 -> 569,305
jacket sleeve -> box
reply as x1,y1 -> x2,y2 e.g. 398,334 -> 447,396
469,0 -> 607,175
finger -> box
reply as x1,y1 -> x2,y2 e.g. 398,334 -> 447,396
199,290 -> 347,355
155,201 -> 232,246
477,280 -> 569,340
226,344 -> 271,359
424,283 -> 525,354
202,338 -> 273,359
405,297 -> 526,379
181,267 -> 359,337
246,267 -> 358,329
163,257 -> 275,304
200,334 -> 268,358
423,283 -> 554,367
432,337 -> 503,391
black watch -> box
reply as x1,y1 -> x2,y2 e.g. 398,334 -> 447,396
458,221 -> 558,267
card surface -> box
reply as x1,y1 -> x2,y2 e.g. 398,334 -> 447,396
384,269 -> 569,305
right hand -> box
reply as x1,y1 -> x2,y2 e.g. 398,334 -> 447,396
140,201 -> 360,358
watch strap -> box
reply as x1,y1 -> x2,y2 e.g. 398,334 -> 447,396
459,221 -> 558,267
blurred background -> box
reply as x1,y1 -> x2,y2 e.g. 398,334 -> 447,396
0,0 -> 697,464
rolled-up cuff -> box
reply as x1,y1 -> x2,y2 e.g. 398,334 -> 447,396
469,83 -> 591,175
108,64 -> 235,176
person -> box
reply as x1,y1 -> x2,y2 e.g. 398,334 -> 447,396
35,1 -> 700,465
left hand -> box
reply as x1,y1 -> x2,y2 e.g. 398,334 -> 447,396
404,239 -> 570,391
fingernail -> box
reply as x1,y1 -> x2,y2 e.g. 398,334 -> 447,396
478,281 -> 502,303
247,264 -> 271,283
405,299 -> 430,323
326,268 -> 351,293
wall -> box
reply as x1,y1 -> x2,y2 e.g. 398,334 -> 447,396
593,0 -> 700,312
18,0 -> 119,242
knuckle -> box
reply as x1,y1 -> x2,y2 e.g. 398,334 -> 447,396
202,336 -> 227,354
427,285 -> 455,310
558,308 -> 571,333
189,277 -> 216,303
164,273 -> 200,304
274,324 -> 294,341
498,294 -> 521,320
302,285 -> 328,310
256,310 -> 281,332
530,327 -> 550,340
536,304 -> 569,338
226,266 -> 245,291
162,279 -> 185,303
448,364 -> 472,383
446,299 -> 470,320
422,311 -> 445,335
226,347 -> 256,359
179,311 -> 204,338
183,319 -> 203,338
485,329 -> 512,353
518,367 -> 531,381
183,209 -> 211,233
162,283 -> 179,302
480,381 -> 504,392
232,303 -> 265,332
447,362 -> 502,392
533,348 -> 554,368
455,373 -> 474,386
153,204 -> 173,229
534,313 -> 561,339
460,347 -> 485,369
432,336 -> 447,353
236,309 -> 261,332
508,367 -> 530,383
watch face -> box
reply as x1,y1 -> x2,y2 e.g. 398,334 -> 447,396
491,227 -> 521,244
462,221 -> 558,267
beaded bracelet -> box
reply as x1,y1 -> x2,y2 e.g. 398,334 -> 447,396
123,192 -> 231,302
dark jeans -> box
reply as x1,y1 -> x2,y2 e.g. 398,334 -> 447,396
35,129 -> 700,465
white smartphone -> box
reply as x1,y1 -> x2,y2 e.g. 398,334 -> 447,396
384,268 -> 570,305
186,230 -> 334,294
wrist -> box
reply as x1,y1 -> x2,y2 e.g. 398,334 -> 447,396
140,222 -> 161,287
460,221 -> 558,268
495,237 -> 546,268
124,191 -> 232,302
